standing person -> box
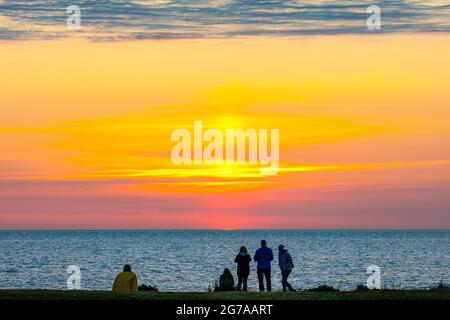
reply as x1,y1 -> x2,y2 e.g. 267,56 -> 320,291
278,244 -> 296,292
254,240 -> 274,292
112,264 -> 138,292
234,246 -> 251,291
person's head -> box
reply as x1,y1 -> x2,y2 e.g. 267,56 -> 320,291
240,246 -> 247,253
123,264 -> 131,272
278,244 -> 286,253
261,240 -> 267,247
223,268 -> 231,275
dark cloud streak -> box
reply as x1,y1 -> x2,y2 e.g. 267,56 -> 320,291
0,0 -> 449,40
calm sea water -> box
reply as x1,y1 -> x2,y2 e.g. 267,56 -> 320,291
0,230 -> 449,292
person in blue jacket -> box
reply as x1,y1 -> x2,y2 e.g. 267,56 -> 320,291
253,239 -> 274,292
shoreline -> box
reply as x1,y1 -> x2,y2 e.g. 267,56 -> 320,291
1,289 -> 449,300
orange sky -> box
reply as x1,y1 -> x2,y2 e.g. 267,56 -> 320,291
1,35 -> 450,229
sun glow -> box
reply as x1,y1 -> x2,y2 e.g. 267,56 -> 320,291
1,35 -> 450,228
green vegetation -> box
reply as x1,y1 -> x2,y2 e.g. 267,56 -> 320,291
1,287 -> 449,300
138,284 -> 159,292
304,285 -> 339,292
435,281 -> 449,290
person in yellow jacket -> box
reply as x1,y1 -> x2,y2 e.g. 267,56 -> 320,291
112,264 -> 138,292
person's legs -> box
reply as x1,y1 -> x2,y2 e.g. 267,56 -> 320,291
282,270 -> 296,292
281,270 -> 288,291
242,274 -> 248,291
264,269 -> 272,292
257,269 -> 265,291
237,274 -> 243,291
286,281 -> 295,291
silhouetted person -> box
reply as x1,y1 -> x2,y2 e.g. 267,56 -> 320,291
234,246 -> 251,291
254,240 -> 274,292
112,264 -> 138,292
218,268 -> 235,291
278,245 -> 296,292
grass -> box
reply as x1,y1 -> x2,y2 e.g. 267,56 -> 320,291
0,288 -> 449,300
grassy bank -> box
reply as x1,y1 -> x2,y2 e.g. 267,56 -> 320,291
1,289 -> 449,300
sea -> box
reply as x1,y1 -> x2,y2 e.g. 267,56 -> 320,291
0,230 -> 449,292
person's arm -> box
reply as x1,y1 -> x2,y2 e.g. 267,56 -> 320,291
288,253 -> 294,268
131,274 -> 138,292
254,250 -> 259,262
234,255 -> 239,263
270,249 -> 274,261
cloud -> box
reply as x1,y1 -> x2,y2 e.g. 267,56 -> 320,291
0,0 -> 449,40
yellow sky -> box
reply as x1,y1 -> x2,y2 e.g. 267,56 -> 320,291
1,35 -> 450,122
1,35 -> 450,175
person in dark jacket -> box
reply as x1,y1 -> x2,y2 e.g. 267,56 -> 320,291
254,240 -> 274,292
278,244 -> 296,292
218,268 -> 235,291
234,246 -> 251,291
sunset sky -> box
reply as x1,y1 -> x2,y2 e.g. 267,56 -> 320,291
1,1 -> 450,229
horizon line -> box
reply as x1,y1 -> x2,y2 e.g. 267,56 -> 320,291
1,228 -> 449,231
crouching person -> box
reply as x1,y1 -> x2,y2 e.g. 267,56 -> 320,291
217,268 -> 235,291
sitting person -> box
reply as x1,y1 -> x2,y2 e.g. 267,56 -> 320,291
112,264 -> 138,292
218,268 -> 235,291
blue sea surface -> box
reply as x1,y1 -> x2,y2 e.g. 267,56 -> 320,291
0,230 -> 449,292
